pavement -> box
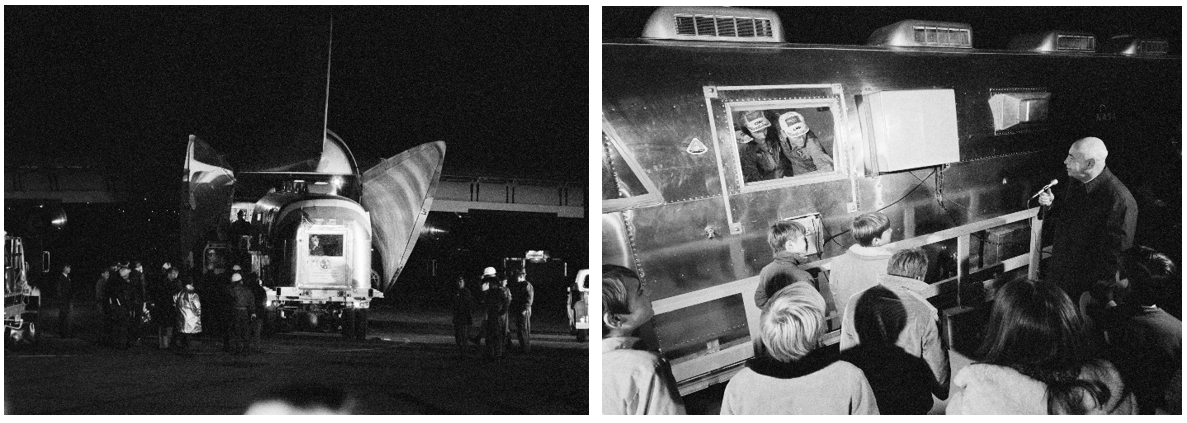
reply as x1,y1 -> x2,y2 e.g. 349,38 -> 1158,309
3,301 -> 589,414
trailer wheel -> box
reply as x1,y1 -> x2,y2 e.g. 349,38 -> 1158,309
353,309 -> 369,340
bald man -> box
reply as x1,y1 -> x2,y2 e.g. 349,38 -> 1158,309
1038,137 -> 1137,300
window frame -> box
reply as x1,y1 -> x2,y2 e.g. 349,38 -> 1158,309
602,117 -> 665,213
706,84 -> 852,194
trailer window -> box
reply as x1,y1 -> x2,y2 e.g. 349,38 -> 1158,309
706,84 -> 852,193
731,106 -> 838,184
308,234 -> 343,257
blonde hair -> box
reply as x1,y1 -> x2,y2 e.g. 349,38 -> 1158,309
850,212 -> 890,246
759,283 -> 826,362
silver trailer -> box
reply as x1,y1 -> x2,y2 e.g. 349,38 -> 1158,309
603,7 -> 1179,394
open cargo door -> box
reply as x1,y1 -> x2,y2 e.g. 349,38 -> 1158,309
180,135 -> 236,268
361,141 -> 446,292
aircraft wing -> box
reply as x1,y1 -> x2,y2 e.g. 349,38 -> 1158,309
361,141 -> 446,291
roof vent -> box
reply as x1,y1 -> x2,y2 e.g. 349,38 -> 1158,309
642,6 -> 784,43
867,20 -> 973,48
1008,31 -> 1097,53
1106,35 -> 1169,56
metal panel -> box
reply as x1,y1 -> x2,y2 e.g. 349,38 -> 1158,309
361,141 -> 446,291
862,89 -> 961,173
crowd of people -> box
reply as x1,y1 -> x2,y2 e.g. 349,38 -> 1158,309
452,266 -> 535,360
604,206 -> 1181,415
56,259 -> 265,355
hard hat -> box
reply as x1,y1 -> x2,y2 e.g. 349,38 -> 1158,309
742,111 -> 771,134
232,264 -> 242,271
778,112 -> 810,138
231,273 -> 243,283
482,267 -> 497,277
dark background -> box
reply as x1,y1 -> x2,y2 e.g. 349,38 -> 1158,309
603,6 -> 1181,54
4,6 -> 589,305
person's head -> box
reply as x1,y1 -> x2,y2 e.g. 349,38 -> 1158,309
133,261 -> 143,272
758,283 -> 826,362
184,281 -> 195,291
777,111 -> 810,143
742,110 -> 771,140
311,235 -> 320,247
100,269 -> 110,279
978,278 -> 1112,414
237,210 -> 247,221
852,285 -> 908,346
515,270 -> 526,282
887,248 -> 929,281
118,267 -> 131,279
1122,246 -> 1178,307
734,125 -> 755,144
851,212 -> 892,247
1064,137 -> 1108,183
455,276 -> 466,288
768,220 -> 808,254
482,266 -> 497,278
245,383 -> 356,415
232,264 -> 243,273
602,264 -> 653,338
62,264 -> 71,274
162,262 -> 172,271
167,267 -> 180,280
978,278 -> 1090,376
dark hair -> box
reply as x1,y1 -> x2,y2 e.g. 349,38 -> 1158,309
852,285 -> 907,346
761,273 -> 800,308
1122,246 -> 1177,307
977,278 -> 1110,414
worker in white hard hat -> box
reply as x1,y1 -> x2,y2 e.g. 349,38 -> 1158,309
776,111 -> 834,176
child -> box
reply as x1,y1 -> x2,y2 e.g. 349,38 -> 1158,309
829,212 -> 894,317
602,265 -> 685,415
755,221 -> 815,309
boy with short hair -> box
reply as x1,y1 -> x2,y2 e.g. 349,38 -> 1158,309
829,212 -> 895,317
602,265 -> 685,415
755,221 -> 815,309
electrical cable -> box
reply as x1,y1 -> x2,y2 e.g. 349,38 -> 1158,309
823,168 -> 937,248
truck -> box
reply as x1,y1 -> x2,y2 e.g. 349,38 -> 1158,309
4,234 -> 41,347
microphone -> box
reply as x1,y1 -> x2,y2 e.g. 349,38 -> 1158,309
1030,179 -> 1059,199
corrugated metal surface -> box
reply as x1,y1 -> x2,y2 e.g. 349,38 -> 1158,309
361,141 -> 446,291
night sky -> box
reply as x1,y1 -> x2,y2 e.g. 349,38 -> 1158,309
5,6 -> 590,200
603,6 -> 1181,54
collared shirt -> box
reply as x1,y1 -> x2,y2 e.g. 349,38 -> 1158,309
839,274 -> 949,397
602,337 -> 686,415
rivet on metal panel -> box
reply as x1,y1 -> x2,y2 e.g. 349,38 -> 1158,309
874,177 -> 885,208
729,222 -> 743,234
847,202 -> 858,213
703,86 -> 718,98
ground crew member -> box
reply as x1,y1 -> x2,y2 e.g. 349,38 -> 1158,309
229,272 -> 256,355
484,276 -> 511,360
56,264 -> 73,338
509,270 -> 534,353
452,276 -> 474,356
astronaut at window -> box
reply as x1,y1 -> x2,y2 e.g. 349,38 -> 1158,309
310,235 -> 325,256
737,110 -> 784,182
776,111 -> 834,176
